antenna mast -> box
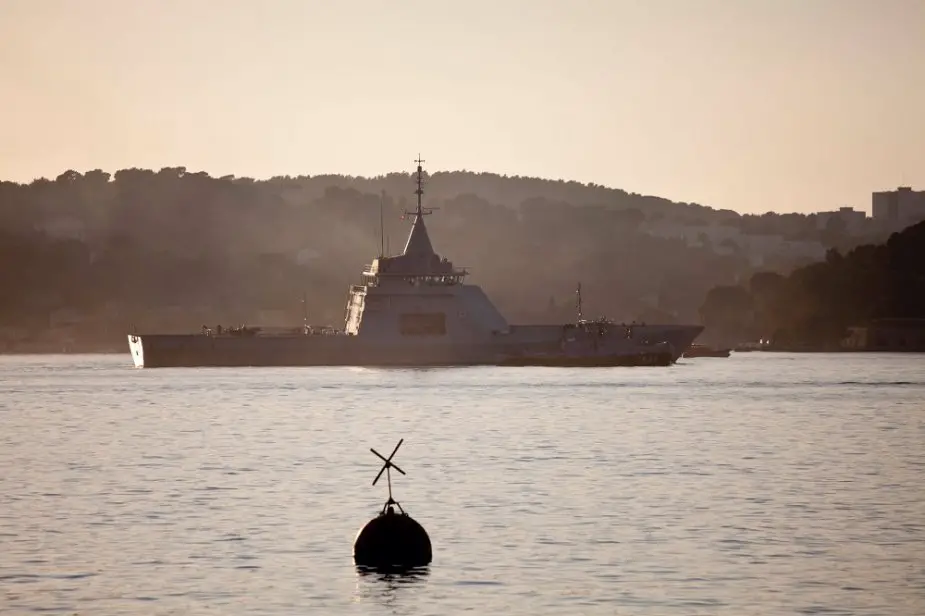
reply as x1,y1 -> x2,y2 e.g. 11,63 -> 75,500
414,155 -> 425,216
379,190 -> 385,258
403,155 -> 438,221
576,283 -> 583,322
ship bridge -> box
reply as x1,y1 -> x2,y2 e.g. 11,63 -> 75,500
364,210 -> 468,286
344,157 -> 508,339
363,164 -> 467,286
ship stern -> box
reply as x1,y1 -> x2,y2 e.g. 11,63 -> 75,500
127,334 -> 145,368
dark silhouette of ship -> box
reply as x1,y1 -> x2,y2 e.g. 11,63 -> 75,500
127,158 -> 702,367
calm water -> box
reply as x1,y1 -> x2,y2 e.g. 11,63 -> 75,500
1,353 -> 924,615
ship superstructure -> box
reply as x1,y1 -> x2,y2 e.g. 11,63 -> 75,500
343,158 -> 510,345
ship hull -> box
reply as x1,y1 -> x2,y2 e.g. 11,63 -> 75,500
129,334 -> 527,368
507,324 -> 703,363
640,324 -> 704,361
127,323 -> 702,368
498,351 -> 672,367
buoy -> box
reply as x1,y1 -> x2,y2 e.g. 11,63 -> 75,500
353,439 -> 432,570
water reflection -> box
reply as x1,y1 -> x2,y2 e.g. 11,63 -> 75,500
5,353 -> 925,615
354,566 -> 430,609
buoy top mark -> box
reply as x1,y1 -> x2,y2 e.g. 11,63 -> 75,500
371,438 -> 406,486
369,438 -> 409,515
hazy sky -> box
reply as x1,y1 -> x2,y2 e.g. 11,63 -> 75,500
1,0 -> 922,214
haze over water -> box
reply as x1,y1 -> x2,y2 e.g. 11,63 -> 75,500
1,352 -> 924,615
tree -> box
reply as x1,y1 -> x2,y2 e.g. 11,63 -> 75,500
698,221 -> 925,349
699,285 -> 754,343
749,271 -> 786,337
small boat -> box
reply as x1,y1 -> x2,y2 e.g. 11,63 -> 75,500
682,344 -> 731,358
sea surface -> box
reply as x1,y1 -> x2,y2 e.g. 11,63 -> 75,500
1,352 -> 924,615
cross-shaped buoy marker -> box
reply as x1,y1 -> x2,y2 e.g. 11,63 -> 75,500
371,438 -> 405,485
370,439 -> 406,514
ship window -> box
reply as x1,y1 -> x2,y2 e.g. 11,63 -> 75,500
399,313 -> 446,336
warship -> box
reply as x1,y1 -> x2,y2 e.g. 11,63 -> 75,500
127,158 -> 703,368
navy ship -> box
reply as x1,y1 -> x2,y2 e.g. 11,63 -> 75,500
127,158 -> 703,367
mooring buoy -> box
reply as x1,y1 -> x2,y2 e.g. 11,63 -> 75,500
353,438 -> 432,570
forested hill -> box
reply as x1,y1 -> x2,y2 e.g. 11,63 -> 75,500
0,167 -> 875,352
700,220 -> 925,349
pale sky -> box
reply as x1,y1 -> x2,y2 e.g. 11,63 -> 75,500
1,0 -> 923,214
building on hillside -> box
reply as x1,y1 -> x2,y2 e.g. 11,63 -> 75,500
815,206 -> 868,235
746,236 -> 827,267
872,187 -> 925,231
641,221 -> 826,267
842,318 -> 925,352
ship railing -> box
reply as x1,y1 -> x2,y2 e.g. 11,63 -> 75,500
371,268 -> 469,278
303,325 -> 345,336
376,274 -> 467,286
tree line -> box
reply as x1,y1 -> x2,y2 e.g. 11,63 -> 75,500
0,166 -> 888,351
700,221 -> 925,349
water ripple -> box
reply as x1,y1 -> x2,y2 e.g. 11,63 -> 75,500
1,352 -> 924,615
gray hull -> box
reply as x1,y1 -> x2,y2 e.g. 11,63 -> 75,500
636,324 -> 704,362
128,324 -> 702,368
129,334 -> 505,368
515,324 -> 702,363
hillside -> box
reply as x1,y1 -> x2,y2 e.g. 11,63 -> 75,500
700,221 -> 925,349
0,167 -> 885,352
